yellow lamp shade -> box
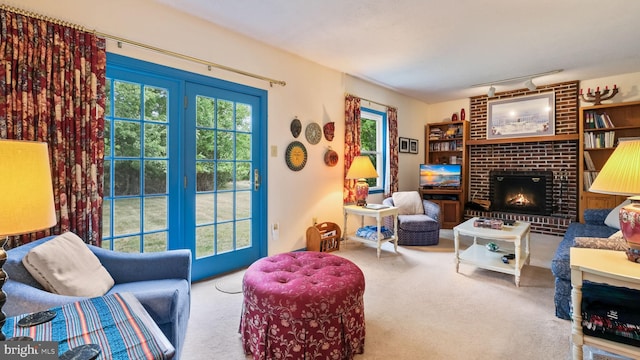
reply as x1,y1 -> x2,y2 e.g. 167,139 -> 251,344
0,140 -> 57,236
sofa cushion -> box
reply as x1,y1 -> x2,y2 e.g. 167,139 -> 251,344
392,191 -> 424,215
22,232 -> 114,297
605,200 -> 631,229
574,231 -> 627,251
398,214 -> 439,232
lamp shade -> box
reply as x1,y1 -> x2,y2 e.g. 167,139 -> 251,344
0,140 -> 57,236
346,156 -> 378,180
589,137 -> 640,196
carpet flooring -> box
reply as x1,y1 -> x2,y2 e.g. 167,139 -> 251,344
180,230 -> 624,360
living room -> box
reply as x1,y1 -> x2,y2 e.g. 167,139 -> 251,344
3,1 -> 640,359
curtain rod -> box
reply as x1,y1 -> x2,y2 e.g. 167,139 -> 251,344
345,93 -> 397,110
0,4 -> 287,88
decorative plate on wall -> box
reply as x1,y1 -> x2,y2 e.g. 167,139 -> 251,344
305,122 -> 322,145
285,141 -> 307,171
323,122 -> 335,141
290,117 -> 302,138
324,148 -> 338,167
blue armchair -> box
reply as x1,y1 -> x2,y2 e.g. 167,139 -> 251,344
383,197 -> 441,246
3,235 -> 191,359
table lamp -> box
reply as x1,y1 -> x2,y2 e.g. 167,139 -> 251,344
0,140 -> 57,340
346,155 -> 379,206
589,137 -> 640,262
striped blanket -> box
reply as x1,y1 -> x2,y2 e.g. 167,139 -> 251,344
4,293 -> 170,360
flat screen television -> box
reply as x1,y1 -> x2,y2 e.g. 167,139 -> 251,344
419,164 -> 461,188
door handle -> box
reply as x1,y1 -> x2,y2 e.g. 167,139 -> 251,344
254,169 -> 260,191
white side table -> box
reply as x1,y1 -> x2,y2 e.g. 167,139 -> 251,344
570,247 -> 640,360
343,204 -> 398,259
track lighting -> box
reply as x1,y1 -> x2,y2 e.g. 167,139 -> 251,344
471,69 -> 562,96
524,79 -> 536,91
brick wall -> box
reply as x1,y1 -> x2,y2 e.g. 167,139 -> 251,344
466,81 -> 579,236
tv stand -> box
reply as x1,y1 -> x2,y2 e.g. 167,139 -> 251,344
419,188 -> 462,229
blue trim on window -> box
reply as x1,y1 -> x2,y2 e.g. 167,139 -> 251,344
361,107 -> 387,193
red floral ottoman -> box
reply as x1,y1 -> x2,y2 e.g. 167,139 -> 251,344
240,252 -> 365,360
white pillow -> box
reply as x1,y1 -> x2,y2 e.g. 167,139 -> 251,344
392,191 -> 424,215
22,232 -> 114,297
604,200 -> 631,229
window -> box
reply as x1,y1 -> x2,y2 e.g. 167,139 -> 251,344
360,108 -> 387,193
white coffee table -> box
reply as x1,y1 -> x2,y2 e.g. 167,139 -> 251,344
453,217 -> 531,286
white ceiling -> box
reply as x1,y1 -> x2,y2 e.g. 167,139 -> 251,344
157,0 -> 640,103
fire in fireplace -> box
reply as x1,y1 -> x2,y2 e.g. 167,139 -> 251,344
489,170 -> 553,216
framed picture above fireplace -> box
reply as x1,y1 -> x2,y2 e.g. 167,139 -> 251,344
487,92 -> 555,140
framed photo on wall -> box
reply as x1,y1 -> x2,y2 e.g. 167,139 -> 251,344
409,139 -> 419,154
487,92 -> 555,140
399,137 -> 410,153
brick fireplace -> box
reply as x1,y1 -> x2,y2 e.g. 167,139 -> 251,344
465,81 -> 579,236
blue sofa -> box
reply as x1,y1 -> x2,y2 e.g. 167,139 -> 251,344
3,235 -> 191,359
550,209 -> 618,319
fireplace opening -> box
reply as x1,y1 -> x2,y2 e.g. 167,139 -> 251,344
489,170 -> 553,216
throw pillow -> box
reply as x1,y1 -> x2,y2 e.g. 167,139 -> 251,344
605,200 -> 631,229
22,232 -> 114,297
574,232 -> 627,251
392,191 -> 424,215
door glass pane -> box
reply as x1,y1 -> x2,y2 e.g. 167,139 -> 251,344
115,235 -> 141,253
217,162 -> 233,189
144,124 -> 167,157
216,222 -> 233,253
144,160 -> 167,194
217,99 -> 233,129
114,160 -> 141,196
236,191 -> 251,218
237,220 -> 251,248
196,162 -> 214,191
236,133 -> 251,160
144,196 -> 167,231
114,198 -> 141,235
115,121 -> 141,157
196,193 -> 215,224
235,103 -> 252,132
236,163 -> 251,190
196,96 -> 215,127
216,131 -> 234,160
216,192 -> 234,222
144,86 -> 168,122
196,225 -> 214,257
197,129 -> 215,159
144,232 -> 167,252
114,81 -> 141,119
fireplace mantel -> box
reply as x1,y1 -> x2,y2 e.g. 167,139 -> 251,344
467,133 -> 579,145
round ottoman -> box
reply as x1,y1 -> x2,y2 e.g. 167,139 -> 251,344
240,252 -> 365,360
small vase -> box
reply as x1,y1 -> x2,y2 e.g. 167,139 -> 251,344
461,108 -> 466,121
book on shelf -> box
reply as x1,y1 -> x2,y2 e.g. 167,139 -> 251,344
583,171 -> 599,191
584,131 -> 615,149
585,111 -> 615,129
583,151 -> 595,170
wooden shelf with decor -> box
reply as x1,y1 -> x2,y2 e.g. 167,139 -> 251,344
420,121 -> 469,229
578,100 -> 640,222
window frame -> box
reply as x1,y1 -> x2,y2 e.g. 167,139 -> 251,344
360,107 -> 387,194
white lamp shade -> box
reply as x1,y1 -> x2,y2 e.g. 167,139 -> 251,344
589,137 -> 640,196
0,140 -> 57,236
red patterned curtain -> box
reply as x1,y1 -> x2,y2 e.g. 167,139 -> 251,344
343,95 -> 361,203
0,8 -> 106,246
386,107 -> 399,196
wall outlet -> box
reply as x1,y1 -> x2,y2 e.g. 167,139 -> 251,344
312,217 -> 318,225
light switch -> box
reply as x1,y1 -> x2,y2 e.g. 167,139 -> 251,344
271,145 -> 277,157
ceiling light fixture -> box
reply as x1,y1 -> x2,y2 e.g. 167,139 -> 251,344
471,69 -> 563,96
